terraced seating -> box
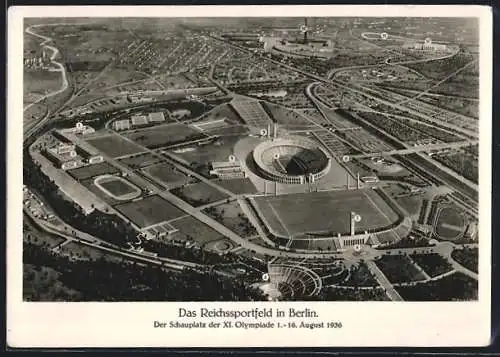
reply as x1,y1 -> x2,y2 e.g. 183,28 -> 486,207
268,263 -> 323,298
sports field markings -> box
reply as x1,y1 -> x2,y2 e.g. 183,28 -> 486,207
440,223 -> 463,232
275,158 -> 287,173
362,190 -> 400,241
432,207 -> 465,240
166,214 -> 191,223
266,200 -> 292,239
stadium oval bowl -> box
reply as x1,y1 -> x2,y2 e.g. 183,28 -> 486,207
252,136 -> 331,184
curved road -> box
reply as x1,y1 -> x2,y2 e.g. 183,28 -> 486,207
24,24 -> 69,113
327,33 -> 459,80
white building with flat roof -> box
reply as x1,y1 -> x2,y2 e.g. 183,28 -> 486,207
148,112 -> 166,123
113,119 -> 131,131
210,161 -> 247,179
131,115 -> 149,126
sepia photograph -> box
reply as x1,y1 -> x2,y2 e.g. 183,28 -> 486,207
8,5 -> 492,348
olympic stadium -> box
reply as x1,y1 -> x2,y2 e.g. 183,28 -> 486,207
252,136 -> 331,184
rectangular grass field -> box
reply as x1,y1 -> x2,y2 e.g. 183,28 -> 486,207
170,215 -> 225,245
86,135 -> 146,158
124,123 -> 206,148
67,162 -> 119,180
117,153 -> 161,169
99,179 -> 138,196
144,162 -> 189,185
114,195 -> 185,228
171,181 -> 229,207
253,188 -> 399,236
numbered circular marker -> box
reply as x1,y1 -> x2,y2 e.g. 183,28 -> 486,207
354,214 -> 362,222
273,153 -> 280,160
260,129 -> 268,136
262,273 -> 270,282
228,155 -> 236,162
380,32 -> 389,40
354,244 -> 362,252
342,155 -> 350,163
76,122 -> 84,130
424,37 -> 432,45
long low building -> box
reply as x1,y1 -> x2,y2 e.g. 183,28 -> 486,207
53,128 -> 104,165
44,142 -> 83,170
131,115 -> 149,126
148,112 -> 166,123
32,151 -> 108,215
113,119 -> 131,131
210,160 -> 247,179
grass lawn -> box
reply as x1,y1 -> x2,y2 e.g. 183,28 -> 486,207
67,162 -> 119,181
435,207 -> 465,240
212,178 -> 257,194
114,195 -> 185,228
86,135 -> 146,158
410,253 -> 453,278
99,178 -> 139,196
171,182 -> 229,207
170,215 -> 225,245
394,195 -> 423,217
124,123 -> 206,148
375,254 -> 426,283
203,201 -> 257,238
253,188 -> 399,237
144,162 -> 189,186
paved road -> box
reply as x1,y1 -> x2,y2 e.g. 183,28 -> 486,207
25,209 -> 199,271
86,137 -> 347,259
365,260 -> 404,301
304,81 -> 478,201
212,35 -> 477,140
341,111 -> 478,195
108,130 -> 237,198
237,197 -> 279,247
377,241 -> 479,280
397,60 -> 478,105
350,140 -> 477,159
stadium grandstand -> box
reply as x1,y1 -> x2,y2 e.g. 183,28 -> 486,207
148,112 -> 166,123
267,262 -> 323,299
131,115 -> 149,127
252,136 -> 331,184
231,99 -> 273,129
113,119 -> 131,131
210,160 -> 247,179
140,221 -> 179,240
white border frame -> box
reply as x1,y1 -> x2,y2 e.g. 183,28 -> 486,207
7,5 -> 492,348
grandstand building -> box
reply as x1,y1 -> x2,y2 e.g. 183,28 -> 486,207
210,161 -> 247,179
403,41 -> 447,52
464,221 -> 478,240
252,136 -> 331,184
51,128 -> 104,166
148,112 -> 166,123
113,119 -> 131,131
131,115 -> 149,127
75,144 -> 104,165
58,125 -> 95,136
44,143 -> 82,170
140,222 -> 179,240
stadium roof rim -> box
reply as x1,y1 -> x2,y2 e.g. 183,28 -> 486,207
253,136 -> 330,178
